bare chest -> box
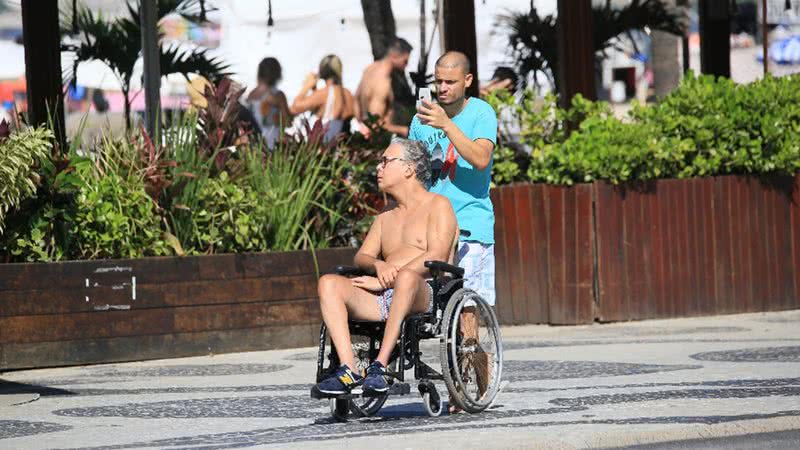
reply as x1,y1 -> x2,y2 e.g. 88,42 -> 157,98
381,208 -> 430,254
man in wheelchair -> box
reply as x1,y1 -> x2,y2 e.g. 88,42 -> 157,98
314,138 -> 458,397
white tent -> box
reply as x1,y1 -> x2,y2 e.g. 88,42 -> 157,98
4,1 -> 553,99
216,0 -> 554,100
0,40 -> 25,80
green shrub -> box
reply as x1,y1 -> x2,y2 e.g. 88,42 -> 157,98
528,98 -> 695,185
0,127 -> 53,231
632,73 -> 800,177
73,146 -> 170,259
489,73 -> 800,186
189,171 -> 269,253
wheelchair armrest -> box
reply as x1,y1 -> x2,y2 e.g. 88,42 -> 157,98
335,265 -> 369,277
424,260 -> 464,277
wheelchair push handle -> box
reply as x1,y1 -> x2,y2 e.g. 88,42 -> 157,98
335,265 -> 369,277
337,262 -> 463,278
424,260 -> 464,277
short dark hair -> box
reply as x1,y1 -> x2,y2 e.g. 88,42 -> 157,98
435,51 -> 471,74
92,89 -> 109,113
387,37 -> 413,56
492,66 -> 519,91
257,57 -> 282,87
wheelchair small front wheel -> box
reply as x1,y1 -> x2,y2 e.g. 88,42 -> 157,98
422,391 -> 443,417
440,289 -> 503,414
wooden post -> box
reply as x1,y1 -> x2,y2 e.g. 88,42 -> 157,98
21,0 -> 65,147
699,0 -> 731,78
556,0 -> 596,108
440,0 -> 479,98
762,0 -> 769,77
140,0 -> 161,139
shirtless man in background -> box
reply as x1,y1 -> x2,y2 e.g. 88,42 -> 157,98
313,138 -> 457,396
355,38 -> 412,137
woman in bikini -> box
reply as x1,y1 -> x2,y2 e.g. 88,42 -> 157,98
290,54 -> 357,143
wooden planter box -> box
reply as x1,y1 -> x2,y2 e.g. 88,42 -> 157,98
0,249 -> 355,370
2,174 -> 799,369
492,174 -> 800,325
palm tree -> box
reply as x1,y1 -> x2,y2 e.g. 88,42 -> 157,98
497,0 -> 686,94
64,0 -> 229,130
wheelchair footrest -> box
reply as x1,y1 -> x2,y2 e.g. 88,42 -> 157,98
310,382 -> 411,400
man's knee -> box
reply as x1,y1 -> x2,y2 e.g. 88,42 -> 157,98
318,274 -> 346,301
394,269 -> 422,292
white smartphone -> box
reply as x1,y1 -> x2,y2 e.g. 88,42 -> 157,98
416,87 -> 432,109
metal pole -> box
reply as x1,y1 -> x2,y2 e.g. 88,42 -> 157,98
140,0 -> 161,138
762,0 -> 769,77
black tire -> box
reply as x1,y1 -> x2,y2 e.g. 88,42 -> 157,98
439,289 -> 503,413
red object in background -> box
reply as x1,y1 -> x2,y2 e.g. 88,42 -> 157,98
0,77 -> 26,103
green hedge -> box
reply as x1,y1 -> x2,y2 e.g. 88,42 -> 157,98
488,73 -> 800,186
0,112 -> 358,262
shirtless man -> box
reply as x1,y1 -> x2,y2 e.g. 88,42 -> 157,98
313,138 -> 457,396
354,37 -> 412,137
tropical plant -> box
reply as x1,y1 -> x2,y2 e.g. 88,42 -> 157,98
194,77 -> 252,170
0,126 -> 53,232
64,0 -> 229,130
0,139 -> 88,263
496,0 -> 686,92
241,128 -> 350,251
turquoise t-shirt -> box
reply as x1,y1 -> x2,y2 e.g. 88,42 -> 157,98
409,97 -> 498,244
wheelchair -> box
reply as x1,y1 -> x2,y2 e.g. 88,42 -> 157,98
310,259 -> 504,421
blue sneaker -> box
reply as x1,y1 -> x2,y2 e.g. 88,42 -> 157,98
315,365 -> 363,395
363,361 -> 389,395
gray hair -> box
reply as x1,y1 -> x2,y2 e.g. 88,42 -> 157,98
391,137 -> 431,188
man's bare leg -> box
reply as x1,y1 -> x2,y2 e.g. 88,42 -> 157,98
318,274 -> 383,372
375,270 -> 431,367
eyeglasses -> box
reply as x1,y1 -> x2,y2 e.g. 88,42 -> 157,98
377,156 -> 405,168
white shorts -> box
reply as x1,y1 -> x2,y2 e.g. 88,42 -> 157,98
455,241 -> 496,306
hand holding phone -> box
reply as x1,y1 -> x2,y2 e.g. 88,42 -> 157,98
416,87 -> 432,109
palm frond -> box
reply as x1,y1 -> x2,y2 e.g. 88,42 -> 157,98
159,44 -> 231,82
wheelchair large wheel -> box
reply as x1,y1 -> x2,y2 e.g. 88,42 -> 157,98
440,289 -> 503,413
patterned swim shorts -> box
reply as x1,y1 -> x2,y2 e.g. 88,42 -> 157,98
455,241 -> 496,306
376,281 -> 434,322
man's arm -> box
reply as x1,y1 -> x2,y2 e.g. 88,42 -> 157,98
416,100 -> 494,170
353,215 -> 382,274
354,214 -> 400,288
382,108 -> 409,137
289,73 -> 324,115
400,196 -> 458,276
367,79 -> 408,137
